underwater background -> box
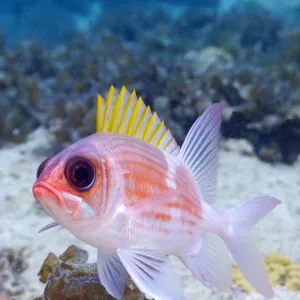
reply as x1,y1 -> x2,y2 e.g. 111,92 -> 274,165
1,0 -> 300,299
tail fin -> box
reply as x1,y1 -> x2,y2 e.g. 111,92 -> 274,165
221,196 -> 281,298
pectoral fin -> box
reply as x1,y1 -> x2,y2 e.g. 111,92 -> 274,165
117,249 -> 186,300
38,221 -> 60,233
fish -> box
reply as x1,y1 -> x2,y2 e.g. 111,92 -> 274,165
33,85 -> 281,300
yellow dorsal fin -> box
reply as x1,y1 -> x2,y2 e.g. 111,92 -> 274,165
96,94 -> 105,132
96,85 -> 180,155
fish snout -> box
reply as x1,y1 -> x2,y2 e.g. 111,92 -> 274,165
32,181 -> 62,207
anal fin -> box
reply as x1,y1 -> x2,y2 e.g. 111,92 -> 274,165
180,233 -> 232,292
117,249 -> 186,300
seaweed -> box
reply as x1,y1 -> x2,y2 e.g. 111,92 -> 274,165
0,2 -> 300,164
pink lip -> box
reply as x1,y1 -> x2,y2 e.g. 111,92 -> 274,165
32,181 -> 63,207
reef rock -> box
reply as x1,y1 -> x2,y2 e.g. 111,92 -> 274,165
35,245 -> 144,300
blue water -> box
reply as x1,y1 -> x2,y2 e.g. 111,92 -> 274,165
0,0 -> 298,48
1,0 -> 288,47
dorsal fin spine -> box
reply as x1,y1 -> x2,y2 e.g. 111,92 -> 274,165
157,130 -> 168,148
143,112 -> 157,140
96,86 -> 180,155
134,106 -> 150,136
127,97 -> 142,135
103,85 -> 115,132
96,95 -> 105,132
117,90 -> 136,132
111,86 -> 126,131
164,137 -> 173,150
149,121 -> 164,143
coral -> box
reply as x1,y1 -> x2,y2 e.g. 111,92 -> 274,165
184,46 -> 234,75
232,251 -> 300,294
0,1 -> 300,164
35,245 -> 144,300
0,247 -> 29,298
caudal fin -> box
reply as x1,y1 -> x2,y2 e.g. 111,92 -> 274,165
222,196 -> 281,298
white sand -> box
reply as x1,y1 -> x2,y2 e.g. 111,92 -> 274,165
1,128 -> 300,300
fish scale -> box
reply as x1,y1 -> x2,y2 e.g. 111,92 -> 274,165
105,133 -> 201,206
100,134 -> 204,240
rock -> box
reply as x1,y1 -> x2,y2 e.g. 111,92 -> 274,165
36,245 -> 145,300
37,253 -> 60,284
58,245 -> 88,264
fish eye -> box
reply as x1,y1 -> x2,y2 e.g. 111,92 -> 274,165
65,157 -> 96,191
36,157 -> 51,179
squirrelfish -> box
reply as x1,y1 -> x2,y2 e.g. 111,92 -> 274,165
33,86 -> 280,300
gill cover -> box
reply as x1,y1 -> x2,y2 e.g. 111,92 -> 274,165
96,85 -> 180,155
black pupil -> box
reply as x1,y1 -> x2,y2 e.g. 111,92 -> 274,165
73,165 -> 89,185
65,157 -> 95,190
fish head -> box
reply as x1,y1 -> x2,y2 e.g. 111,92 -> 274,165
32,135 -> 107,226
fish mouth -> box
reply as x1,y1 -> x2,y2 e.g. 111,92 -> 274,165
32,181 -> 63,212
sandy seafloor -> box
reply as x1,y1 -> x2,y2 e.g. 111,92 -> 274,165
1,128 -> 300,300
